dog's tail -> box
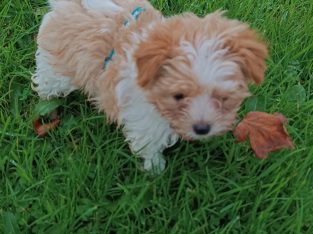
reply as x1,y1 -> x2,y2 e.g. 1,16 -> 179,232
48,0 -> 123,12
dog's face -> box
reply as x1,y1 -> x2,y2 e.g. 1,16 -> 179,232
135,12 -> 268,140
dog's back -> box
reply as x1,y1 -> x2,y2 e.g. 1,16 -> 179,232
32,0 -> 157,99
32,0 -> 116,97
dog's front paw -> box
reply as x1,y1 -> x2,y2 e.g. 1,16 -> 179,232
143,154 -> 166,174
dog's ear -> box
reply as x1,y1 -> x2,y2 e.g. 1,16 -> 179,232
135,37 -> 171,87
204,12 -> 268,84
135,15 -> 198,87
226,28 -> 268,85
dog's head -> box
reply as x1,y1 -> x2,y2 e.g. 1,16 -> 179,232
135,12 -> 268,140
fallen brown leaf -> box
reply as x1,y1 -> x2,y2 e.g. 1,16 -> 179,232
233,112 -> 294,159
33,118 -> 60,137
33,110 -> 61,137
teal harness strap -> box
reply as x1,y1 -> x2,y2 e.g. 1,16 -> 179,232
123,7 -> 146,27
103,48 -> 115,69
103,7 -> 146,69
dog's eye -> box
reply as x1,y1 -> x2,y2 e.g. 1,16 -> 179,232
222,97 -> 229,102
174,93 -> 185,101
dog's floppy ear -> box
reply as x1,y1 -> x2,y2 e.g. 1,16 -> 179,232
226,28 -> 268,85
203,11 -> 267,84
135,37 -> 171,87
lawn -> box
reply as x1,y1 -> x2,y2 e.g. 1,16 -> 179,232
1,0 -> 313,233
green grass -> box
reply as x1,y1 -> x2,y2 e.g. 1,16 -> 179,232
1,0 -> 313,233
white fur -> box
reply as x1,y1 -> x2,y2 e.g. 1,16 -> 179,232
189,95 -> 216,121
35,0 -> 177,173
34,2 -> 255,173
48,0 -> 59,8
187,95 -> 220,138
116,34 -> 178,172
181,39 -> 239,90
116,77 -> 178,171
32,6 -> 78,99
49,0 -> 123,12
32,47 -> 78,99
81,0 -> 123,12
39,12 -> 54,29
181,39 -> 240,139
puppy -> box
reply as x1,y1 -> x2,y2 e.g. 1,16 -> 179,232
32,0 -> 268,172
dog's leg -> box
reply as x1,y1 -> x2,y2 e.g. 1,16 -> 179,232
122,124 -> 178,173
32,47 -> 78,100
142,152 -> 166,173
131,142 -> 167,173
116,73 -> 179,173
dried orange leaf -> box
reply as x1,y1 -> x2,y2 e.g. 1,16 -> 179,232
33,116 -> 60,137
234,112 -> 294,158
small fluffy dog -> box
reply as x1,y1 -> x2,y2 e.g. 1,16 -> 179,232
32,0 -> 268,172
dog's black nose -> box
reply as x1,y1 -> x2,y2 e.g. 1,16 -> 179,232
193,123 -> 211,135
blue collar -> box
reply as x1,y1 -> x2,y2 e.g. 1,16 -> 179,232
103,7 -> 146,69
124,7 -> 146,27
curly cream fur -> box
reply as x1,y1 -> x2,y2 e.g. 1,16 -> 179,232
32,0 -> 267,172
